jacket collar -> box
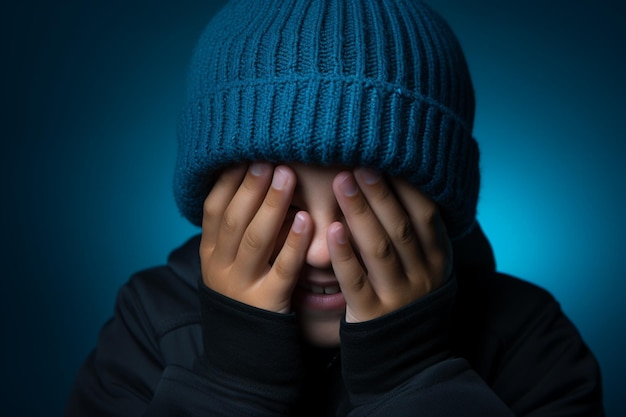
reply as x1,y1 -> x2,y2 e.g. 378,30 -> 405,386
452,223 -> 496,277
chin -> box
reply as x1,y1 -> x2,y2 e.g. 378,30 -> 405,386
296,312 -> 342,347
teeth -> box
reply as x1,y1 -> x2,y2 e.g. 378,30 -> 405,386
305,284 -> 341,295
324,285 -> 340,295
310,285 -> 325,294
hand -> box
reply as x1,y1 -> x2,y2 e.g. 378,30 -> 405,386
199,163 -> 313,313
328,168 -> 452,323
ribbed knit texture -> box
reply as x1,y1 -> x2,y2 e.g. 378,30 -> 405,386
175,0 -> 479,239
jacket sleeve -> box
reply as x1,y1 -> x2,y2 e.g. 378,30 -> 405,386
339,276 -> 515,416
146,283 -> 304,416
338,274 -> 604,416
65,275 -> 303,417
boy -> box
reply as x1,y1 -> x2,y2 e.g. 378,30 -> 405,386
66,0 -> 604,415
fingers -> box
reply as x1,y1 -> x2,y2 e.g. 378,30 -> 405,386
391,177 -> 452,281
326,221 -> 378,322
329,168 -> 452,321
268,211 -> 313,312
199,163 -> 310,313
211,162 -> 274,264
352,168 -> 425,276
200,164 -> 247,255
331,171 -> 405,290
235,166 -> 298,278
199,163 -> 451,318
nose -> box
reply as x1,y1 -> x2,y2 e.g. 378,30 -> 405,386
305,223 -> 332,269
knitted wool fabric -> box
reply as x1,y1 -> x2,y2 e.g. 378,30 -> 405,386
175,0 -> 479,240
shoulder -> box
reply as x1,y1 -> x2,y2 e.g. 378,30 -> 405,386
114,235 -> 203,368
452,271 -> 603,414
450,224 -> 568,346
452,270 -> 564,355
457,271 -> 558,324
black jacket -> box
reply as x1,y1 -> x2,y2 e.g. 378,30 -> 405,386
65,226 -> 603,416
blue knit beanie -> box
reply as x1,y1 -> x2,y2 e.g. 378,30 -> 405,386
175,0 -> 479,240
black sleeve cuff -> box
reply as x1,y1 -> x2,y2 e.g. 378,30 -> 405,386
340,276 -> 457,402
195,281 -> 302,400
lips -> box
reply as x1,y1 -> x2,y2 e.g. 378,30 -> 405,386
293,278 -> 346,312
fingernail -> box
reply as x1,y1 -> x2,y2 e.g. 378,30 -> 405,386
359,168 -> 381,185
272,167 -> 289,190
331,223 -> 347,245
250,162 -> 268,177
292,212 -> 306,234
339,174 -> 358,197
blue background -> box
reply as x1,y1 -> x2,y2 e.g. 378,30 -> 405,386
3,0 -> 625,415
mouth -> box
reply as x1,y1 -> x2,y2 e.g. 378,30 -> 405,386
293,280 -> 346,312
298,282 -> 342,295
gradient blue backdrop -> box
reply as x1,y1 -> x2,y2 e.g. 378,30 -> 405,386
4,1 -> 625,415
